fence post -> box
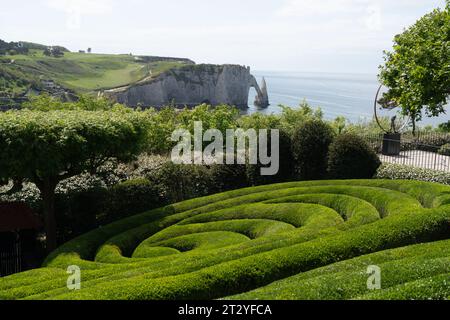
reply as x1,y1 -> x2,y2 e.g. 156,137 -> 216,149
434,151 -> 438,171
0,233 -> 22,277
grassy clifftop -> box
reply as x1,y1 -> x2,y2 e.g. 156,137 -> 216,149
0,47 -> 193,98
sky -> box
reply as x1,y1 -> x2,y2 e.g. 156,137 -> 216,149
0,0 -> 446,74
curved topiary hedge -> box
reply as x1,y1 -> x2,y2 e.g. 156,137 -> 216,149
1,180 -> 449,300
327,133 -> 381,179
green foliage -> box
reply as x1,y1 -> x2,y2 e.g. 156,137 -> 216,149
379,4 -> 450,132
23,93 -> 122,111
238,102 -> 323,136
277,102 -> 323,135
0,63 -> 42,97
103,179 -> 161,224
358,272 -> 450,300
247,129 -> 295,185
139,160 -> 249,204
327,134 -> 381,179
376,163 -> 450,185
55,178 -> 108,243
228,240 -> 450,300
238,112 -> 281,131
72,95 -> 118,111
438,121 -> 450,133
209,164 -> 249,193
1,180 -> 449,300
0,39 -> 29,55
331,116 -> 347,135
127,155 -> 239,204
0,48 -> 191,97
438,143 -> 450,156
344,117 -> 391,135
145,104 -> 239,154
0,109 -> 148,182
291,120 -> 335,180
178,104 -> 239,134
144,162 -> 212,203
0,109 -> 149,250
144,107 -> 179,154
22,93 -> 65,111
20,42 -> 57,52
43,47 -> 65,58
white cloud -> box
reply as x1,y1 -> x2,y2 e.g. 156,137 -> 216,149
277,0 -> 361,17
1,0 -> 444,72
45,0 -> 113,15
277,0 -> 386,31
45,0 -> 113,29
363,5 -> 382,31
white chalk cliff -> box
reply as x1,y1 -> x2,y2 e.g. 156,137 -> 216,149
254,77 -> 269,107
104,64 -> 269,109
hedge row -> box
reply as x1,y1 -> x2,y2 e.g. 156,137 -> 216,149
376,163 -> 450,185
228,240 -> 450,300
0,180 -> 449,300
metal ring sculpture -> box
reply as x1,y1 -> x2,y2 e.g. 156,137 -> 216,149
374,84 -> 410,134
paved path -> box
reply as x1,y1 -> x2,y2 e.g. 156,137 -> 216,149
379,150 -> 450,172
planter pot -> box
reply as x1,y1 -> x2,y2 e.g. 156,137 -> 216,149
382,133 -> 401,156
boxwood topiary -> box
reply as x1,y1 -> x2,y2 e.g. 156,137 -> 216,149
247,129 -> 295,186
103,178 -> 162,224
1,180 -> 450,300
291,120 -> 335,180
327,133 -> 381,179
209,163 -> 249,193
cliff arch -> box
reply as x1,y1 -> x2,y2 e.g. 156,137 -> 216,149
250,76 -> 269,108
104,64 -> 269,109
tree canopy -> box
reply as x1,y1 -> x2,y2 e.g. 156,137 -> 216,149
22,93 -> 118,111
379,1 -> 450,134
0,109 -> 149,250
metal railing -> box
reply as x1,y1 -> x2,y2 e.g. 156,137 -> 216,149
0,236 -> 22,277
361,132 -> 450,172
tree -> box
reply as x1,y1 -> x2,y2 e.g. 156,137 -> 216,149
0,109 -> 149,251
327,134 -> 381,179
0,39 -> 29,55
379,2 -> 450,135
43,47 -> 52,57
43,46 -> 65,58
291,120 -> 335,180
23,93 -> 118,111
52,47 -> 64,58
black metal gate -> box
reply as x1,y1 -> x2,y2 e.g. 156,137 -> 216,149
0,233 -> 22,277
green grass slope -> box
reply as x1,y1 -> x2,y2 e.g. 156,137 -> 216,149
0,49 -> 191,96
0,180 -> 449,300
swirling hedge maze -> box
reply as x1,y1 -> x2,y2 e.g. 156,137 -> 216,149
1,180 -> 449,300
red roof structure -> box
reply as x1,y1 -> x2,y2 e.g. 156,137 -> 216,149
0,203 -> 43,233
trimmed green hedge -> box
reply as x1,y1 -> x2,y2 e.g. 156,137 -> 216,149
292,120 -> 335,180
327,133 -> 381,179
227,240 -> 450,300
101,178 -> 161,224
376,163 -> 450,185
0,180 -> 449,300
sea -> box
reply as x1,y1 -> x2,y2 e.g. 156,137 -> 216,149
247,71 -> 450,127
